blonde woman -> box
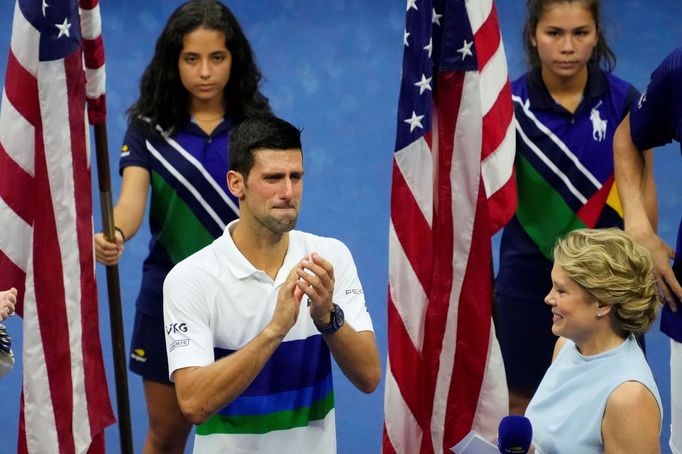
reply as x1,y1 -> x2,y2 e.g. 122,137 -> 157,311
526,228 -> 661,453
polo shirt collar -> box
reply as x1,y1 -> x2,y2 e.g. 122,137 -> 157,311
217,220 -> 301,285
185,117 -> 232,138
219,220 -> 261,280
527,64 -> 609,114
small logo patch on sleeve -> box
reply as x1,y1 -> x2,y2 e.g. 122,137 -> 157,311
169,339 -> 190,352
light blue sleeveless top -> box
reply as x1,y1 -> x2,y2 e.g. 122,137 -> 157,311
525,334 -> 662,453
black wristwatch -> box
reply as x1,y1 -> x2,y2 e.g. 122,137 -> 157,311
315,303 -> 345,335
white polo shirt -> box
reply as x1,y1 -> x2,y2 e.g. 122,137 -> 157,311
164,220 -> 373,453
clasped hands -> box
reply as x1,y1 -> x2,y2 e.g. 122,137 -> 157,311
270,253 -> 336,336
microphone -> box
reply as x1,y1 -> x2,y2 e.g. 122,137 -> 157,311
497,415 -> 532,454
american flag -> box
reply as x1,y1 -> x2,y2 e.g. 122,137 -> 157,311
383,0 -> 515,452
0,0 -> 115,452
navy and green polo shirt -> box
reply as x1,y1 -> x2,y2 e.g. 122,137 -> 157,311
497,66 -> 639,301
120,120 -> 239,317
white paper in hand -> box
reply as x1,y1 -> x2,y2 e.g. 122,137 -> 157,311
450,430 -> 499,454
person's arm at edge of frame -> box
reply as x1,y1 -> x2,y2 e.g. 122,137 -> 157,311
0,288 -> 17,321
94,166 -> 150,266
614,114 -> 681,310
601,380 -> 661,454
171,267 -> 304,425
299,253 -> 381,394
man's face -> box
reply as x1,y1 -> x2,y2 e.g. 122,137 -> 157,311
233,149 -> 304,235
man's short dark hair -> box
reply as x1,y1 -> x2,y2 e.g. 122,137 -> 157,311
229,116 -> 302,177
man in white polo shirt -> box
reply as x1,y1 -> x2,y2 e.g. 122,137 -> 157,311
163,115 -> 381,453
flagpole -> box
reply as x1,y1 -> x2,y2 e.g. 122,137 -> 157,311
93,121 -> 134,454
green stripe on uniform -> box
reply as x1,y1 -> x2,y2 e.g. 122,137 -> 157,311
196,391 -> 335,436
150,170 -> 215,263
515,154 -> 586,260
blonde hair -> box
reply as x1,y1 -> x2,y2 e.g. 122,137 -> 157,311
553,228 -> 659,335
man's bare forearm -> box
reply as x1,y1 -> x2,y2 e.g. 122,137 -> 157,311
324,328 -> 380,393
173,325 -> 285,425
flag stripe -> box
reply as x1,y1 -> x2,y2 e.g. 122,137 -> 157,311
79,0 -> 106,124
471,2 -> 500,70
382,423 -> 400,454
79,2 -> 102,41
394,138 -> 434,227
390,160 -> 433,290
444,179 -> 492,445
5,52 -> 40,126
481,82 -> 513,160
387,292 -> 427,427
464,0 -> 492,35
430,69 -> 480,451
383,362 -> 423,453
33,101 -> 74,452
422,71 -> 462,454
388,223 -> 427,352
44,52 -> 92,452
9,3 -> 39,77
478,5 -> 515,233
22,252 -> 60,453
0,143 -> 35,225
479,42 -> 509,119
0,90 -> 36,177
65,47 -> 108,445
0,171 -> 34,279
81,36 -> 104,68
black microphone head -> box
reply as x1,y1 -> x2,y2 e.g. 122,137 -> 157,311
497,415 -> 532,454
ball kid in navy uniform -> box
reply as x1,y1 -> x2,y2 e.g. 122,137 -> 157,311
94,1 -> 271,451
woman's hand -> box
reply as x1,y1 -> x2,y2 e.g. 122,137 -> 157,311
94,230 -> 125,266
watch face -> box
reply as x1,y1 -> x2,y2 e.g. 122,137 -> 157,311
317,304 -> 345,334
333,305 -> 345,328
